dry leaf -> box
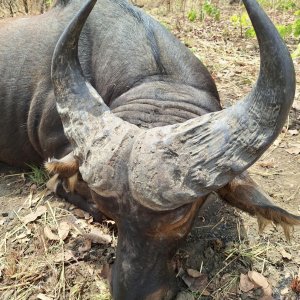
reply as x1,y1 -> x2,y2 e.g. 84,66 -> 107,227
44,226 -> 60,241
292,101 -> 300,111
54,250 -> 75,263
58,221 -> 70,240
181,272 -> 208,292
86,227 -> 112,244
82,211 -> 91,220
44,222 -> 70,241
72,209 -> 86,219
86,266 -> 94,276
294,257 -> 300,265
285,144 -> 300,155
201,289 -> 211,296
187,268 -> 202,278
78,238 -> 92,254
87,216 -> 94,224
288,129 -> 299,136
259,296 -> 275,300
19,238 -> 30,243
280,287 -> 289,295
13,230 -> 31,242
30,184 -> 37,193
258,161 -> 275,169
37,294 -> 53,300
21,205 -> 47,224
280,249 -> 292,260
100,263 -> 112,279
248,271 -> 272,296
273,139 -> 280,146
240,273 -> 255,292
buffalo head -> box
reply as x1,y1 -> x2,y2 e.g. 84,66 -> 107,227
50,0 -> 298,299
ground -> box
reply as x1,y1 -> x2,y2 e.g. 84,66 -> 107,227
0,0 -> 300,299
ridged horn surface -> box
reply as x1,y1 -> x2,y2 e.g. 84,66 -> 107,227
52,0 -> 295,210
128,0 -> 295,210
51,0 -> 139,195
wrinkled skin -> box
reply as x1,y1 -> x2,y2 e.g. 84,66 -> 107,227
1,0 -> 300,299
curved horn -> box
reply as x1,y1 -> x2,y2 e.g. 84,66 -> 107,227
51,0 -> 109,152
129,0 -> 295,210
52,0 -> 295,210
51,0 -> 139,194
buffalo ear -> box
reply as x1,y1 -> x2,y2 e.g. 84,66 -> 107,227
218,173 -> 300,241
46,170 -> 78,194
46,173 -> 60,192
45,153 -> 79,193
45,153 -> 79,178
66,173 -> 78,193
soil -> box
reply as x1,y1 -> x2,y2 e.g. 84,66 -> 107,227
0,1 -> 299,300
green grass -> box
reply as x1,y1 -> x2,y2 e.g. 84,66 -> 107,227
26,164 -> 49,187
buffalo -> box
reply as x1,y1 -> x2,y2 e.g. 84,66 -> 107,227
1,0 -> 300,299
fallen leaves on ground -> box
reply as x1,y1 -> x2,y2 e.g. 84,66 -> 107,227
186,268 -> 202,278
44,221 -> 70,241
285,143 -> 300,155
288,129 -> 299,136
54,249 -> 76,263
181,268 -> 209,295
78,238 -> 92,254
86,227 -> 112,244
12,230 -> 31,243
72,208 -> 91,220
21,205 -> 47,224
58,221 -> 70,240
292,101 -> 300,111
281,287 -> 289,295
280,248 -> 292,261
239,271 -> 273,298
100,263 -> 112,280
258,161 -> 275,169
240,273 -> 255,292
44,226 -> 60,241
248,271 -> 272,296
295,257 -> 300,265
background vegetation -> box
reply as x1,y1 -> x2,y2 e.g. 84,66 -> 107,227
1,0 -> 299,58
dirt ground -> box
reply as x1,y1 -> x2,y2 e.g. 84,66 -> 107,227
0,0 -> 300,299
